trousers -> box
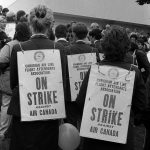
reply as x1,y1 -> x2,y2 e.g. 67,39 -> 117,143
0,93 -> 12,137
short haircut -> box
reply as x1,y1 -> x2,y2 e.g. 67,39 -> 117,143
16,10 -> 26,22
137,37 -> 145,46
72,22 -> 88,39
101,25 -> 130,61
2,8 -> 9,13
55,24 -> 67,39
14,22 -> 31,42
29,5 -> 54,33
130,34 -> 138,40
89,28 -> 102,40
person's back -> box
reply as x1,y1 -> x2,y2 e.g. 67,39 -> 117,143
0,21 -> 31,140
65,23 -> 99,134
76,25 -> 147,150
8,5 -> 66,150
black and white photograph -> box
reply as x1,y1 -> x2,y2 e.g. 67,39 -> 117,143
0,0 -> 150,150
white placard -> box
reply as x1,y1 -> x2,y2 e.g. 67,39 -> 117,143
67,53 -> 97,101
5,23 -> 16,39
80,64 -> 135,144
17,49 -> 66,121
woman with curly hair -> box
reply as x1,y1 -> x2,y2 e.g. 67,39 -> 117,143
76,25 -> 147,150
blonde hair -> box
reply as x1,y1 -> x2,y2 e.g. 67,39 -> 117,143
29,5 -> 54,33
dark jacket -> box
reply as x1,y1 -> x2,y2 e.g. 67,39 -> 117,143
8,35 -> 66,117
65,41 -> 99,102
125,49 -> 150,83
76,60 -> 147,150
91,40 -> 103,53
64,41 -> 99,125
56,39 -> 70,47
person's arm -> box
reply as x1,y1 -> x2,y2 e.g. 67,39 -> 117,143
0,44 -> 11,73
136,50 -> 150,82
10,44 -> 19,90
0,44 -> 11,63
132,67 -> 147,125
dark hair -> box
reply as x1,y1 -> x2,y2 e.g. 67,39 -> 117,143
101,25 -> 130,61
55,24 -> 67,39
0,31 -> 9,49
72,22 -> 88,39
2,8 -> 9,13
142,36 -> 148,42
47,28 -> 55,41
19,16 -> 28,22
137,37 -> 145,46
130,34 -> 138,40
129,42 -> 138,52
16,10 -> 26,22
14,22 -> 31,42
89,28 -> 102,40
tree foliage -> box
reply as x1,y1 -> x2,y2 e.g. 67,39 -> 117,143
136,0 -> 150,5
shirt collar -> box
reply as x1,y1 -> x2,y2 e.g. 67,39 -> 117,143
76,40 -> 86,43
94,40 -> 99,44
57,38 -> 68,42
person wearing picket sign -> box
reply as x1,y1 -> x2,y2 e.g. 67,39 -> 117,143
64,22 -> 99,129
8,5 -> 66,150
76,25 -> 147,150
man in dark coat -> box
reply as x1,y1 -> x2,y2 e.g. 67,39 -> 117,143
65,22 -> 99,129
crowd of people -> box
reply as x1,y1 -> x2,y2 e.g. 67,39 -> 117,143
0,4 -> 150,150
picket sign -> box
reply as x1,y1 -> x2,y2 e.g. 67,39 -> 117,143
80,64 -> 135,144
67,53 -> 97,101
17,49 -> 66,121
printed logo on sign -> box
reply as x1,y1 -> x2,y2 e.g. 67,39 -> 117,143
78,55 -> 86,62
108,68 -> 119,79
34,51 -> 45,62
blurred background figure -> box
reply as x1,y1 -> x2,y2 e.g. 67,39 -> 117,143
90,22 -> 99,31
15,10 -> 26,24
0,22 -> 31,140
55,24 -> 69,47
6,11 -> 16,22
0,16 -> 10,49
89,28 -> 102,53
0,5 -> 3,15
2,8 -> 9,18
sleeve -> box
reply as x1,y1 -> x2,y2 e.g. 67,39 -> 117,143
0,44 -> 11,72
136,51 -> 150,82
10,44 -> 19,90
0,44 -> 11,63
143,77 -> 150,128
132,67 -> 147,125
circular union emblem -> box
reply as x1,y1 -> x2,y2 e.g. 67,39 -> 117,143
108,68 -> 119,79
78,55 -> 86,62
34,51 -> 45,62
